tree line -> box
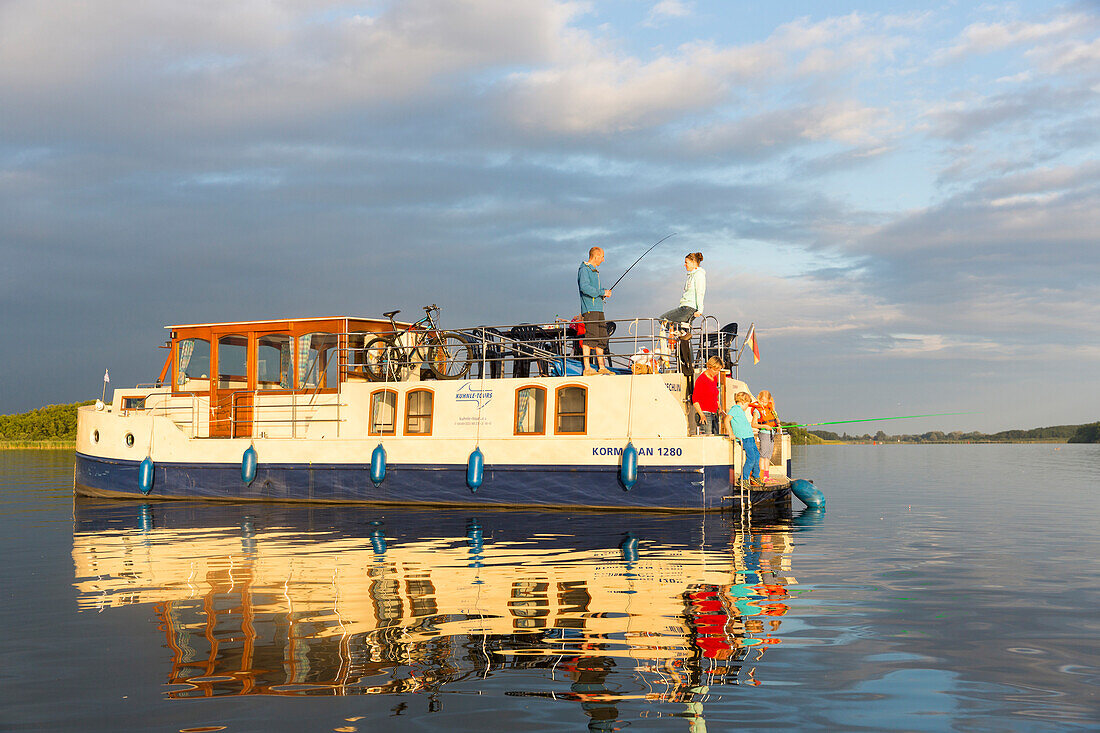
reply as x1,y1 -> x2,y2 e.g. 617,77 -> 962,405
0,402 -> 94,440
807,423 -> 1099,444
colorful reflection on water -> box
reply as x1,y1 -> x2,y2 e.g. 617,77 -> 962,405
72,501 -> 801,723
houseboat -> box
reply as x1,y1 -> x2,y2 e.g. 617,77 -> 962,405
74,307 -> 792,511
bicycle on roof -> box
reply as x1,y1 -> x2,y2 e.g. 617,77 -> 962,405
360,304 -> 474,382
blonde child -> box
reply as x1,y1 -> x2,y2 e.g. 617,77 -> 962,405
727,391 -> 763,486
752,390 -> 781,481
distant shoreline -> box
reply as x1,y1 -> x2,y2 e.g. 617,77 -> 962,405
812,439 -> 1069,445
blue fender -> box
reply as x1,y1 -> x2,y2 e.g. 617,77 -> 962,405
370,443 -> 386,486
620,442 -> 638,490
241,445 -> 258,485
467,447 -> 485,492
791,478 -> 826,509
138,456 -> 154,495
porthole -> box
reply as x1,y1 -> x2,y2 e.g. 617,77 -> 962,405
93,430 -> 99,443
125,433 -> 135,447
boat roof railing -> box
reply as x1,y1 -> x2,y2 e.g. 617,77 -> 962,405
164,316 -> 397,330
344,315 -> 744,383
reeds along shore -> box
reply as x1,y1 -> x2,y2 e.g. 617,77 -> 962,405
0,440 -> 76,449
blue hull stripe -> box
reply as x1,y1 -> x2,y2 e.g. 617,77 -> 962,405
75,452 -> 787,511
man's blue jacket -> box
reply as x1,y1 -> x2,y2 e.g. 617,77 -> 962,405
578,262 -> 604,314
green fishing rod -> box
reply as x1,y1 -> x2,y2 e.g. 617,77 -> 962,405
782,411 -> 973,429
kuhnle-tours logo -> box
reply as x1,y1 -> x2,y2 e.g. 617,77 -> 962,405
456,382 -> 493,409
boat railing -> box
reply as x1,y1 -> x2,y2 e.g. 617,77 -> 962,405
341,315 -> 741,382
227,390 -> 347,439
131,389 -> 346,440
142,392 -> 202,438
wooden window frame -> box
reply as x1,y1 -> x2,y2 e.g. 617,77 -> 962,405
172,336 -> 212,395
254,332 -> 294,393
214,332 -> 251,389
554,384 -> 588,435
368,389 -> 398,436
514,385 -> 547,436
403,388 -> 434,436
295,331 -> 340,393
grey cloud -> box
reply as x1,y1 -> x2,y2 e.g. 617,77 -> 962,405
830,163 -> 1100,350
0,0 -> 575,143
927,85 -> 1096,142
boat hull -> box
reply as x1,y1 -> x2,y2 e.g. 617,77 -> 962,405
75,452 -> 789,512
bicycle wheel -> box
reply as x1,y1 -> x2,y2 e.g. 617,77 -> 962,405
363,337 -> 398,382
427,331 -> 474,379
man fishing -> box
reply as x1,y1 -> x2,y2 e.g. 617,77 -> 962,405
578,247 -> 612,375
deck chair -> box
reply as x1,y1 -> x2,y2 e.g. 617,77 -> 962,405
703,322 -> 738,365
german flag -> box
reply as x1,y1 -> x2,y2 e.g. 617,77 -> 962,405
747,325 -> 760,364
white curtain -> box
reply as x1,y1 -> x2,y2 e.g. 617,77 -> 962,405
297,334 -> 316,388
177,339 -> 195,386
279,341 -> 291,389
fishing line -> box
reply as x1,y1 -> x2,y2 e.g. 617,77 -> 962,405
608,233 -> 678,292
786,411 -> 974,429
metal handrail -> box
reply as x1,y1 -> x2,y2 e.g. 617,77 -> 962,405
226,389 -> 347,439
341,315 -> 736,382
143,392 -> 201,438
120,313 -> 744,439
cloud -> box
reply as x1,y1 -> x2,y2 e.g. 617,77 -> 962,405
644,0 -> 693,28
504,49 -> 725,134
832,157 -> 1100,354
681,102 -> 891,158
938,11 -> 1097,61
0,0 -> 586,137
1027,34 -> 1100,74
502,12 -> 920,137
924,85 -> 1092,142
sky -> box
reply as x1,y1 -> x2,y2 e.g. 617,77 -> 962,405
2,0 -> 1098,432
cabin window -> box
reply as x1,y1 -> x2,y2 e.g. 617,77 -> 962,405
369,390 -> 397,435
297,332 -> 338,389
217,334 -> 248,389
515,386 -> 546,435
257,334 -> 292,389
176,338 -> 210,389
405,389 -> 433,435
555,386 -> 587,434
122,396 -> 146,410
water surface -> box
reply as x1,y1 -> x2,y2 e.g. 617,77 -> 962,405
1,445 -> 1097,731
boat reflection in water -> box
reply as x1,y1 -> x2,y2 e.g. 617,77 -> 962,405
73,500 -> 802,725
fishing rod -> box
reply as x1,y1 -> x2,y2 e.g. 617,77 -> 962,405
608,233 -> 677,291
782,411 -> 973,429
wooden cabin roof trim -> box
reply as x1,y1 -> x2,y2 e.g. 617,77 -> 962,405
164,316 -> 398,330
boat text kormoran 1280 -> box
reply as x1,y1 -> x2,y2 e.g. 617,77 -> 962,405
75,306 -> 792,511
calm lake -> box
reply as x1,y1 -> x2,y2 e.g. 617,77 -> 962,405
1,444 -> 1097,731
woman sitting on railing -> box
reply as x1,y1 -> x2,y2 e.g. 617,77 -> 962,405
657,252 -> 706,331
